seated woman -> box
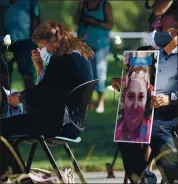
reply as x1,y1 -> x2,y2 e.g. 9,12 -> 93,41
114,66 -> 152,143
0,21 -> 94,175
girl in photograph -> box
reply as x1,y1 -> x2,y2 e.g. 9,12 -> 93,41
115,66 -> 152,143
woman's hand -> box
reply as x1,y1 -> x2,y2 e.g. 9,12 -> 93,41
83,17 -> 99,26
152,94 -> 170,108
31,49 -> 43,69
111,78 -> 121,91
8,92 -> 20,107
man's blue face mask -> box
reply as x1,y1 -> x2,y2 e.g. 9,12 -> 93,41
147,30 -> 172,49
39,47 -> 53,65
154,31 -> 172,48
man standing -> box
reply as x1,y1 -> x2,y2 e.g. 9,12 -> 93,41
2,0 -> 40,89
112,1 -> 178,183
148,7 -> 178,183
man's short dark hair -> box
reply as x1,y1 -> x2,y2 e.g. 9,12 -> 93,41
148,1 -> 178,24
164,9 -> 178,22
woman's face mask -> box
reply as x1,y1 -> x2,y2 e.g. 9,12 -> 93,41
39,46 -> 53,65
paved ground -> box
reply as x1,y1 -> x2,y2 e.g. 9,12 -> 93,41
75,170 -> 162,183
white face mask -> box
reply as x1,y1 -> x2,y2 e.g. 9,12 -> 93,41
39,47 -> 53,65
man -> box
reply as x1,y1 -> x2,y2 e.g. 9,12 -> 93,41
1,0 -> 40,89
148,8 -> 178,183
112,2 -> 178,183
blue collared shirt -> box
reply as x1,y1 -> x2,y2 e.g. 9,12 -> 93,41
156,50 -> 178,96
3,0 -> 39,41
155,49 -> 178,119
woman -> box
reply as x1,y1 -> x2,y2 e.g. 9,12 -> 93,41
115,66 -> 152,143
74,0 -> 113,113
0,21 -> 94,176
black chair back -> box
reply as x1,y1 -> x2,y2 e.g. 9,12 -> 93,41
62,80 -> 98,132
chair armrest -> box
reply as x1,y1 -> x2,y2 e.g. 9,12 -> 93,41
46,136 -> 81,145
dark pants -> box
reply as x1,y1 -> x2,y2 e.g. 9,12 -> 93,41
151,119 -> 178,182
1,40 -> 36,89
120,118 -> 178,183
0,113 -> 80,175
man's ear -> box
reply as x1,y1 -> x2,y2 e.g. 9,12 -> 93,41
174,21 -> 178,28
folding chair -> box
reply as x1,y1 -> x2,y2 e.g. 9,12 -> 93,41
9,79 -> 99,184
0,136 -> 36,183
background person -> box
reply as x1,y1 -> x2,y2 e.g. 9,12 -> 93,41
74,0 -> 113,113
0,21 -> 94,176
2,0 -> 40,89
112,3 -> 178,183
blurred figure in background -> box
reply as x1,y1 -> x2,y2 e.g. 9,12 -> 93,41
74,0 -> 113,113
2,0 -> 40,89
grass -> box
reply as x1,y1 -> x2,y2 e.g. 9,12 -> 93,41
10,55 -> 124,172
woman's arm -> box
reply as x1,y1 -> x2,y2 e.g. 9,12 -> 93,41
98,2 -> 113,30
19,57 -> 68,109
74,0 -> 84,25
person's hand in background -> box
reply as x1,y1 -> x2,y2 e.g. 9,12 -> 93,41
83,17 -> 99,26
31,49 -> 43,69
152,94 -> 170,108
111,78 -> 121,91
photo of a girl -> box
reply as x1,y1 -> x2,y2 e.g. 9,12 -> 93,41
114,51 -> 159,143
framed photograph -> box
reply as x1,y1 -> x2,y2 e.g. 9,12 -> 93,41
114,50 -> 159,143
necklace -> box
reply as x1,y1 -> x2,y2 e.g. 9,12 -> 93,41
120,124 -> 141,141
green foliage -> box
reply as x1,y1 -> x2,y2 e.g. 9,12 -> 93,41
110,1 -> 151,32
39,0 -> 152,32
7,51 -> 13,60
1,50 -> 14,62
39,0 -> 77,29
